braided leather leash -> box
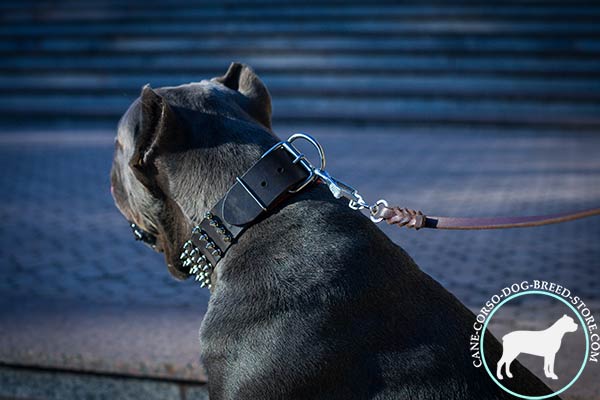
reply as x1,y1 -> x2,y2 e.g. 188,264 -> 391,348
370,205 -> 600,230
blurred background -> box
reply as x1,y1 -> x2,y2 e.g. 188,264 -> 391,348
0,1 -> 599,399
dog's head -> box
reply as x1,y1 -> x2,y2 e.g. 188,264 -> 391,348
110,63 -> 277,279
558,314 -> 578,333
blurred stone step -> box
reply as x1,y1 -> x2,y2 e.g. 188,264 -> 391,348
0,7 -> 600,24
2,75 -> 599,102
1,0 -> 599,8
3,5 -> 600,22
1,0 -> 599,129
2,20 -> 600,38
2,54 -> 599,76
2,37 -> 600,55
1,95 -> 598,129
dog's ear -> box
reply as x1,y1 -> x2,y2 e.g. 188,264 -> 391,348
130,85 -> 184,192
214,62 -> 272,129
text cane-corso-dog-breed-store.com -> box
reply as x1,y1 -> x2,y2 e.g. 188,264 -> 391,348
110,63 -> 555,399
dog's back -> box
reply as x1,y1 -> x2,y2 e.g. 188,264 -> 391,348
200,187 -> 554,399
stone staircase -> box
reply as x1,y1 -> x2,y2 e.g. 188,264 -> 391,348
1,0 -> 599,131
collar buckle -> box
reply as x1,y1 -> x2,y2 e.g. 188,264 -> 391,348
261,133 -> 326,193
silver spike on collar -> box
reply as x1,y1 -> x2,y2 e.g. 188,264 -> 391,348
180,238 -> 214,288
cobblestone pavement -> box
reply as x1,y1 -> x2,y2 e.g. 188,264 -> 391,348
0,127 -> 599,396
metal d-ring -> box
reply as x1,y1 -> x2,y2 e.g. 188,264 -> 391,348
285,133 -> 326,193
287,133 -> 326,170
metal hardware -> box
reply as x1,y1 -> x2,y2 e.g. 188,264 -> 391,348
369,199 -> 389,223
313,169 -> 369,210
287,133 -> 326,170
266,133 -> 387,222
261,133 -> 326,194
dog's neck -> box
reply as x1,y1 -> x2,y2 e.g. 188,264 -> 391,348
171,143 -> 264,226
546,318 -> 571,334
167,117 -> 278,227
174,136 -> 317,289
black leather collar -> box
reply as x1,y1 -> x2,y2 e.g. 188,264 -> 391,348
180,136 -> 318,288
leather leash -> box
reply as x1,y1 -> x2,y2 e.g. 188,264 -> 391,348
371,204 -> 600,230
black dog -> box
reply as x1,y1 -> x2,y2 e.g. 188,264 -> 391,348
111,63 -> 554,399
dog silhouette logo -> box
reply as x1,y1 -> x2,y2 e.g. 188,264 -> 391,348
497,314 -> 578,381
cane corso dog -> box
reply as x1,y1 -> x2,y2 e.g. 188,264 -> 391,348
111,63 -> 555,399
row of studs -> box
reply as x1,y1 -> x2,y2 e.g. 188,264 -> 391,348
179,212 -> 233,289
203,211 -> 233,244
181,240 -> 213,288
